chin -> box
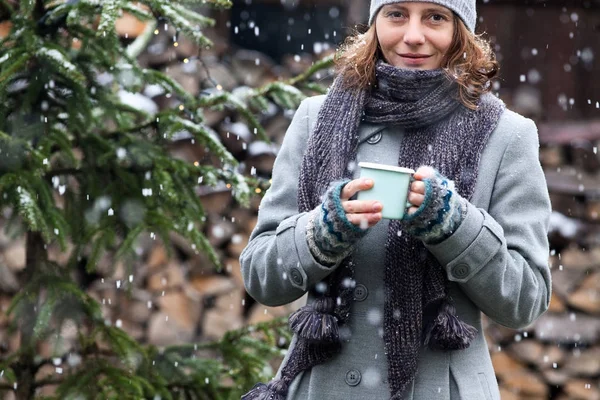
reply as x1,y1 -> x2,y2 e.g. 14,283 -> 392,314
389,58 -> 438,70
397,63 -> 434,70
401,64 -> 430,70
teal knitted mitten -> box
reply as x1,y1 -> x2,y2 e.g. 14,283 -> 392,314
401,170 -> 466,244
306,181 -> 369,266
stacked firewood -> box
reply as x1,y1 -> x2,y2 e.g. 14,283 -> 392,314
486,122 -> 600,400
1,10 -> 599,400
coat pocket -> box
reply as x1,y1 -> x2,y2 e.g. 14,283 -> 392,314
477,373 -> 493,400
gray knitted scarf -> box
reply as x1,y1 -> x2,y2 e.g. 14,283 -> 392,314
243,61 -> 505,400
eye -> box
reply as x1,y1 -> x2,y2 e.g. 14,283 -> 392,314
429,13 -> 448,22
385,10 -> 405,19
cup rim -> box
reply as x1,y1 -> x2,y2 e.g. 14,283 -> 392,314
358,162 -> 415,174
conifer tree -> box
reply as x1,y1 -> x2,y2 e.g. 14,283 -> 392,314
0,0 -> 333,398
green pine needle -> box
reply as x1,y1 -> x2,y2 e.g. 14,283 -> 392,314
37,47 -> 87,84
115,224 -> 145,259
97,0 -> 122,37
18,0 -> 35,17
121,3 -> 154,21
143,69 -> 196,105
203,0 -> 233,7
33,292 -> 57,340
155,3 -> 214,47
169,3 -> 215,27
86,230 -> 108,273
0,52 -> 29,85
162,115 -> 237,165
15,186 -> 53,243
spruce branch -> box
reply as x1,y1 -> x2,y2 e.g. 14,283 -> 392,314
164,317 -> 289,355
0,52 -> 29,84
143,68 -> 196,104
153,2 -> 213,47
223,318 -> 289,343
180,0 -> 231,6
125,17 -> 157,59
2,0 -> 301,398
198,91 -> 269,142
96,0 -> 120,38
121,3 -> 154,22
37,46 -> 86,84
0,0 -> 14,14
288,53 -> 335,86
18,0 -> 35,17
196,54 -> 334,142
169,2 -> 214,27
300,81 -> 329,95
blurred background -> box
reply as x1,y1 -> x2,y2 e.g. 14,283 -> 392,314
0,0 -> 599,399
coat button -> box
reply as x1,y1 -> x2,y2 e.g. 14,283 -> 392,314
452,263 -> 470,279
353,284 -> 368,301
290,268 -> 303,285
345,369 -> 361,386
366,132 -> 383,144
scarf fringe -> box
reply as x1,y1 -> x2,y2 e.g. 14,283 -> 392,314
424,299 -> 478,350
241,339 -> 342,400
288,297 -> 339,342
241,380 -> 288,400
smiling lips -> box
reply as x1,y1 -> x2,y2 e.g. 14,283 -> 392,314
398,53 -> 432,66
400,53 -> 431,59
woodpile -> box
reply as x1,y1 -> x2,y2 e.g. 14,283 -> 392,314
1,5 -> 599,400
486,122 -> 600,400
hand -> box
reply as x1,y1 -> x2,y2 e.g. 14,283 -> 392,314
407,166 -> 435,216
401,167 -> 466,244
340,178 -> 383,228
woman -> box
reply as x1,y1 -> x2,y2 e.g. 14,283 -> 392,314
240,0 -> 552,399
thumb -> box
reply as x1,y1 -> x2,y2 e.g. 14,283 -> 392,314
413,166 -> 436,181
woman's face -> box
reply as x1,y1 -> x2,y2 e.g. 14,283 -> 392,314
375,2 -> 455,70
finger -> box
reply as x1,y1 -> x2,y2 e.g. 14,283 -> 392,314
408,192 -> 425,207
346,212 -> 382,228
410,181 -> 426,195
343,200 -> 382,214
406,206 -> 420,216
413,166 -> 435,180
340,178 -> 374,200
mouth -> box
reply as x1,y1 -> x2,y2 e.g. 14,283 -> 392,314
399,54 -> 432,59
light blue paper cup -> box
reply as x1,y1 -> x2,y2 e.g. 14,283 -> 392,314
356,162 -> 415,220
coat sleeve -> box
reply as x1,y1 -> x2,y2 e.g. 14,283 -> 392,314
240,97 -> 338,307
425,117 -> 552,329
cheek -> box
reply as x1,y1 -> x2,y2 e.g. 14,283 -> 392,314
378,37 -> 392,53
375,23 -> 399,53
376,30 -> 388,51
441,27 -> 454,52
434,33 -> 454,54
443,37 -> 453,52
378,35 -> 400,58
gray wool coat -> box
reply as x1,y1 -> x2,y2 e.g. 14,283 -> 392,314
240,94 -> 552,400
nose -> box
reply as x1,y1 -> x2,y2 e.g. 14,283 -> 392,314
403,19 -> 426,46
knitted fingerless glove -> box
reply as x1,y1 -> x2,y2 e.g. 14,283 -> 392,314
401,169 -> 467,245
306,180 -> 369,266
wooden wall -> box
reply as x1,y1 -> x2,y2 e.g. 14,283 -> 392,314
478,2 -> 600,121
225,0 -> 599,122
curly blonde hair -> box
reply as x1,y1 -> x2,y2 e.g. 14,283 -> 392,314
335,16 -> 499,110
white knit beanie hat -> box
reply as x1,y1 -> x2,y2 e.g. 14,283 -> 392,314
369,0 -> 477,32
